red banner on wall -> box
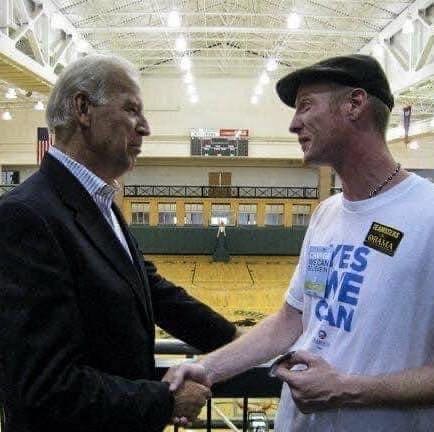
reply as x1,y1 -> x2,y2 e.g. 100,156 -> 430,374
219,129 -> 249,138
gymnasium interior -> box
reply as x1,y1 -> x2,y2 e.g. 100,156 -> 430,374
0,0 -> 433,430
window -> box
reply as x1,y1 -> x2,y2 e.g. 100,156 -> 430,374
292,204 -> 311,226
265,204 -> 284,226
185,203 -> 204,225
210,204 -> 231,225
158,203 -> 177,225
131,203 -> 150,225
1,170 -> 19,184
238,204 -> 257,225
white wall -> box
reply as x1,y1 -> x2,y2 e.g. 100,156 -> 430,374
124,166 -> 318,187
389,135 -> 434,169
0,76 -> 300,164
333,135 -> 434,188
0,76 -> 433,170
0,111 -> 46,165
140,76 -> 294,139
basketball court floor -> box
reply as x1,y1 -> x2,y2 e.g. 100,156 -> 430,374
150,255 -> 298,326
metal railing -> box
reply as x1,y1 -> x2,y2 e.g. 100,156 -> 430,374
156,339 -> 280,431
125,185 -> 318,199
0,339 -> 279,432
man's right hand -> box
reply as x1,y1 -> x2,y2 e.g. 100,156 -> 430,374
163,362 -> 211,392
172,379 -> 211,424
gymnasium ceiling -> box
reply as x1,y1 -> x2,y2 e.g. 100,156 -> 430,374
0,0 -> 433,128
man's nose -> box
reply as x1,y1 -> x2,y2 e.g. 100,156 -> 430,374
289,114 -> 302,134
137,117 -> 151,136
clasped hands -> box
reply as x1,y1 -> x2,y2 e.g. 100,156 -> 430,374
162,363 -> 212,426
163,350 -> 352,424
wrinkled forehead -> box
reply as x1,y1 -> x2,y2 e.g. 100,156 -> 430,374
294,81 -> 344,104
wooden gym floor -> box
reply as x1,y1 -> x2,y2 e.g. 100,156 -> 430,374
148,255 -> 299,325
151,255 -> 299,430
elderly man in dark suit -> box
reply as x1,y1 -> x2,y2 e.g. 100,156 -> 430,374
0,54 -> 238,432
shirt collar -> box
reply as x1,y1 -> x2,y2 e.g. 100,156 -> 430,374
48,146 -> 117,205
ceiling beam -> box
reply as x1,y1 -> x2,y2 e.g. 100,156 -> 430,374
93,37 -> 363,45
100,47 -> 350,54
0,33 -> 57,89
69,11 -> 394,21
78,26 -> 376,38
130,55 -> 329,62
360,0 -> 434,96
138,64 -> 298,70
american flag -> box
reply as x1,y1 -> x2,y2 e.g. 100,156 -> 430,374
37,127 -> 54,165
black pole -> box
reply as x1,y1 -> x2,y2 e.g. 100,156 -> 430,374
243,397 -> 248,432
207,398 -> 212,432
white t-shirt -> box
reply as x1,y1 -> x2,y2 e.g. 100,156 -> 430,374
275,174 -> 434,432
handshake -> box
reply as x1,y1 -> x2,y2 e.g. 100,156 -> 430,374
161,349 -> 345,422
162,362 -> 212,426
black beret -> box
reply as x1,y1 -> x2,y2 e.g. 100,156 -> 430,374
276,54 -> 394,111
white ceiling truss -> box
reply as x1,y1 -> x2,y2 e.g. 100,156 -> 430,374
361,0 -> 434,125
0,0 -> 433,127
0,0 -> 92,93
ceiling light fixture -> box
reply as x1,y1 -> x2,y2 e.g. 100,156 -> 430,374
266,58 -> 278,72
372,41 -> 384,58
34,101 -> 45,111
5,88 -> 17,99
167,10 -> 181,28
190,94 -> 199,103
408,140 -> 419,150
180,56 -> 191,71
260,71 -> 270,85
183,72 -> 193,84
51,13 -> 66,30
402,17 -> 414,34
250,95 -> 258,105
75,38 -> 90,53
254,85 -> 263,96
175,35 -> 187,52
187,84 -> 195,94
430,117 -> 434,128
396,125 -> 405,137
2,111 -> 12,120
287,12 -> 301,30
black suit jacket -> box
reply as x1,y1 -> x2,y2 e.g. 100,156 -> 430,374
0,154 -> 236,432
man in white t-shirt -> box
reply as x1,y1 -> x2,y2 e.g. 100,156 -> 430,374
163,55 -> 434,431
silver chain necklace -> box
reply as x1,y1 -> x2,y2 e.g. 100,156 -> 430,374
369,163 -> 401,198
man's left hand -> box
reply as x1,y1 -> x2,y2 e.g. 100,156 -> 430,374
273,350 -> 351,414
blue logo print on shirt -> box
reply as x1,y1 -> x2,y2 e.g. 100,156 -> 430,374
314,244 -> 370,332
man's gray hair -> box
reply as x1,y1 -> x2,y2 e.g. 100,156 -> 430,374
46,54 -> 140,132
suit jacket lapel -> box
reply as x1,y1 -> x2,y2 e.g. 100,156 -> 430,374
112,204 -> 155,326
40,154 -> 148,308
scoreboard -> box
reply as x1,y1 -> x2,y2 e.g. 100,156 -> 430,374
191,128 -> 249,156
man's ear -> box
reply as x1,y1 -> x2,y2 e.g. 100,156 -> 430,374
346,88 -> 368,121
73,93 -> 91,128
